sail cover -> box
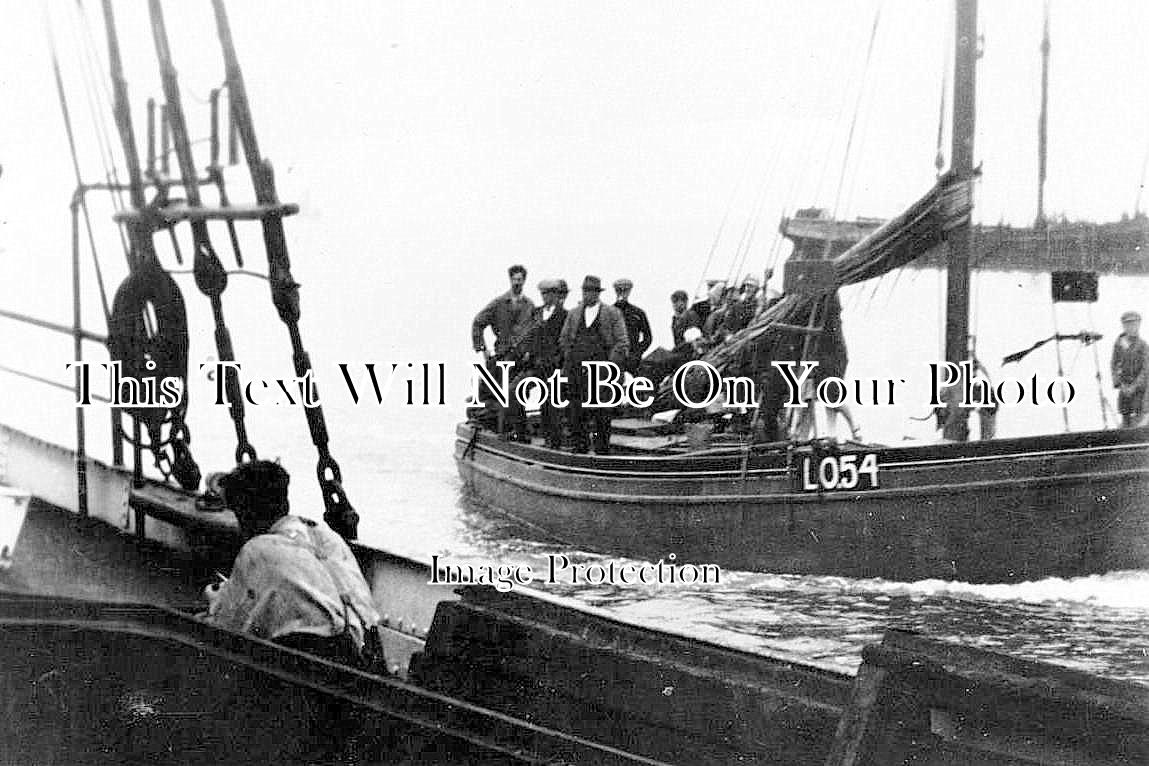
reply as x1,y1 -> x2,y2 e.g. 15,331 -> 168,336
683,171 -> 974,385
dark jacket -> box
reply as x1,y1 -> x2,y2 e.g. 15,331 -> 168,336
472,291 -> 535,355
524,305 -> 568,371
723,298 -> 757,335
1112,334 -> 1149,390
671,308 -> 702,348
614,300 -> 652,366
560,302 -> 630,368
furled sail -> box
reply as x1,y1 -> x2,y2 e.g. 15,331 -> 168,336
697,171 -> 974,382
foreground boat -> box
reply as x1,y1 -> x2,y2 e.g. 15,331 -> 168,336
5,423 -> 1149,765
456,1 -> 1149,585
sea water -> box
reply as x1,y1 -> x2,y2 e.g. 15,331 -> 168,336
2,267 -> 1148,684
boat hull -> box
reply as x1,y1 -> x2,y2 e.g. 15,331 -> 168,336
455,423 -> 1149,582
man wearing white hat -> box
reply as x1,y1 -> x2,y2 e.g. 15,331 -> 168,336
723,275 -> 761,334
1111,310 -> 1149,427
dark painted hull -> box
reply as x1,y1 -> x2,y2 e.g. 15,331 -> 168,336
455,423 -> 1149,582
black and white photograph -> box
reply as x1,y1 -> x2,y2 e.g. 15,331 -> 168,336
0,1 -> 1147,762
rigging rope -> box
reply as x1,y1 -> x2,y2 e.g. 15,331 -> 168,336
831,4 -> 883,219
46,11 -> 112,321
695,140 -> 756,297
729,107 -> 799,285
73,0 -> 133,259
149,0 -> 256,465
212,0 -> 358,539
811,7 -> 875,210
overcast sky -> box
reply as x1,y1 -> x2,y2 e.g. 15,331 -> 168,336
3,1 -> 1148,358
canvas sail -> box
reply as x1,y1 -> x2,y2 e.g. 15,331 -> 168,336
695,171 -> 974,383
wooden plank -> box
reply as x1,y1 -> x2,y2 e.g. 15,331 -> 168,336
113,202 -> 298,224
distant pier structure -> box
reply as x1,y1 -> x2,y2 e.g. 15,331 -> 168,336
781,208 -> 1149,275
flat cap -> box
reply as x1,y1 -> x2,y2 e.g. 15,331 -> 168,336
613,278 -> 633,291
1121,310 -> 1142,323
538,278 -> 561,293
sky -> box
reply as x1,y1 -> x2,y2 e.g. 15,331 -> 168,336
2,0 -> 1149,385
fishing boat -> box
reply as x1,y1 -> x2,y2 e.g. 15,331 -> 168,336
455,1 -> 1149,584
3,1 -> 1148,763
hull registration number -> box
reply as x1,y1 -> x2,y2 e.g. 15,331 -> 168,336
797,453 -> 879,491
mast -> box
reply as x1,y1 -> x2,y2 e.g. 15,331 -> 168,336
1036,0 -> 1050,227
943,0 -> 978,442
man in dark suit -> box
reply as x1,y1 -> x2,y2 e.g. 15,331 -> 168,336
507,279 -> 569,446
560,276 -> 629,454
612,278 -> 652,373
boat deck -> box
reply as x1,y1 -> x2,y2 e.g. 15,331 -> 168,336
0,499 -> 210,610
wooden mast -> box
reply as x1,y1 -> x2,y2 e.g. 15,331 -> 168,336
1037,0 -> 1050,227
943,0 -> 978,441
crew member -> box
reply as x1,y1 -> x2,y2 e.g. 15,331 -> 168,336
560,275 -> 629,454
723,275 -> 760,334
670,289 -> 702,348
758,268 -> 784,314
203,461 -> 382,669
471,264 -> 535,431
612,278 -> 652,373
1111,310 -> 1149,427
703,284 -> 737,344
472,264 -> 535,359
507,279 -> 569,446
791,291 -> 861,442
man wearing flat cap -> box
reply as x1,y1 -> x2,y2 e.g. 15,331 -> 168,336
506,279 -> 569,446
612,278 -> 652,374
1111,310 -> 1149,427
560,275 -> 629,454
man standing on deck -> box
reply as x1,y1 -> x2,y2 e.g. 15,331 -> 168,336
472,264 -> 535,360
1111,310 -> 1149,427
202,461 -> 382,669
560,275 -> 629,454
612,278 -> 652,373
471,265 -> 535,432
506,279 -> 569,447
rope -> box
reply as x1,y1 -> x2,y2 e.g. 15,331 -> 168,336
810,8 -> 873,209
934,2 -> 952,176
72,0 -> 133,259
150,0 -> 256,465
46,11 -> 112,321
831,4 -> 883,218
694,141 -> 756,297
730,108 -> 799,284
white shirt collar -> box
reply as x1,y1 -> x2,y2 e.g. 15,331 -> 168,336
584,303 -> 600,326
